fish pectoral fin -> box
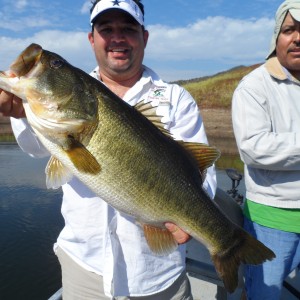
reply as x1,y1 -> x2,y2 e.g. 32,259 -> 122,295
179,142 -> 220,174
143,224 -> 178,256
45,156 -> 73,189
64,137 -> 101,175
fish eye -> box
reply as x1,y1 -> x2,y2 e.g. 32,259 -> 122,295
50,58 -> 64,69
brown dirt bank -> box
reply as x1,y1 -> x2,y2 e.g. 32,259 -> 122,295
201,108 -> 238,156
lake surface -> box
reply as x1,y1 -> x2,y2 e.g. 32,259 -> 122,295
0,144 -> 63,300
0,144 -> 244,300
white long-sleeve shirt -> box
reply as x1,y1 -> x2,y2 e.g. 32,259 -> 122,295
232,57 -> 300,208
11,66 -> 216,297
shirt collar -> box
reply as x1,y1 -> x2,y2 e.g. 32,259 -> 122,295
89,65 -> 167,105
89,65 -> 167,89
265,56 -> 300,83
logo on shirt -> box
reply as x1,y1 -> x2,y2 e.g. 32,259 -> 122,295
148,86 -> 169,103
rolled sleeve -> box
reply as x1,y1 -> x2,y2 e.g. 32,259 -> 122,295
10,117 -> 50,158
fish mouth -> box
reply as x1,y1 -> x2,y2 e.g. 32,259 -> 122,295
9,43 -> 43,77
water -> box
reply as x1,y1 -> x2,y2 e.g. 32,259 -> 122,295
1,144 -> 244,300
0,144 -> 64,300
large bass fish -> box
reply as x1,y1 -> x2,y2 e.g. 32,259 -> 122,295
0,44 -> 275,293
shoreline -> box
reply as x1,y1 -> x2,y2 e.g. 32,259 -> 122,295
0,141 -> 17,145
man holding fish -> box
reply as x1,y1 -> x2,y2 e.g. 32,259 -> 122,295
0,0 -> 217,299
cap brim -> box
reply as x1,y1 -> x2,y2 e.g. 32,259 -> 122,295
290,8 -> 300,22
91,8 -> 142,26
90,0 -> 144,26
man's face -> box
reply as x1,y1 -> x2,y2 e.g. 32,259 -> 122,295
88,10 -> 148,79
276,12 -> 300,77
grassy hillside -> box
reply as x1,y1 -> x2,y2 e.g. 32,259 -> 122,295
179,63 -> 261,161
179,64 -> 261,109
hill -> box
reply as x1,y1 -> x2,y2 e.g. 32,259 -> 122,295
0,63 -> 260,151
178,64 -> 261,109
179,64 -> 261,156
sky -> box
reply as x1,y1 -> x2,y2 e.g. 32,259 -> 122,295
0,0 -> 284,82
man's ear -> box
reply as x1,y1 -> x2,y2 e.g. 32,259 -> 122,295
88,32 -> 95,49
143,30 -> 149,48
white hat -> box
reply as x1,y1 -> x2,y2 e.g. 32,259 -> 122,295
90,0 -> 144,26
266,0 -> 300,59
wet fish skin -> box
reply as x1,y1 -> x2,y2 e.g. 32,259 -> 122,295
0,44 -> 275,293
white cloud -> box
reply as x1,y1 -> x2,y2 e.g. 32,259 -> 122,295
15,0 -> 28,10
0,0 -> 53,32
146,16 -> 274,64
81,1 -> 92,14
0,31 -> 96,73
0,16 -> 275,81
0,16 -> 52,32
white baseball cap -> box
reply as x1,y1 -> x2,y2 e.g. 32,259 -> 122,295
90,0 -> 144,26
266,0 -> 300,59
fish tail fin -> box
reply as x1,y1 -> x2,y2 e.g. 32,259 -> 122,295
211,229 -> 275,293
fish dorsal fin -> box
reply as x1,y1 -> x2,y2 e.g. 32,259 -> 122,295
45,156 -> 73,189
63,136 -> 101,175
179,142 -> 220,174
134,101 -> 171,137
143,224 -> 178,255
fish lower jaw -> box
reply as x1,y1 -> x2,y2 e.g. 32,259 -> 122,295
0,76 -> 21,95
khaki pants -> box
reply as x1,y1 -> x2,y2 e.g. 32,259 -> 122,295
56,247 -> 193,300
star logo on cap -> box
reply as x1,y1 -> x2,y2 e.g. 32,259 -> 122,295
111,0 -> 121,6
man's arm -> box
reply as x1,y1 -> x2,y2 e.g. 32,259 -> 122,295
232,86 -> 300,171
0,89 -> 49,158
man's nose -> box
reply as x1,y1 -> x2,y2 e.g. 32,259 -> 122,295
294,30 -> 300,43
111,29 -> 125,41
